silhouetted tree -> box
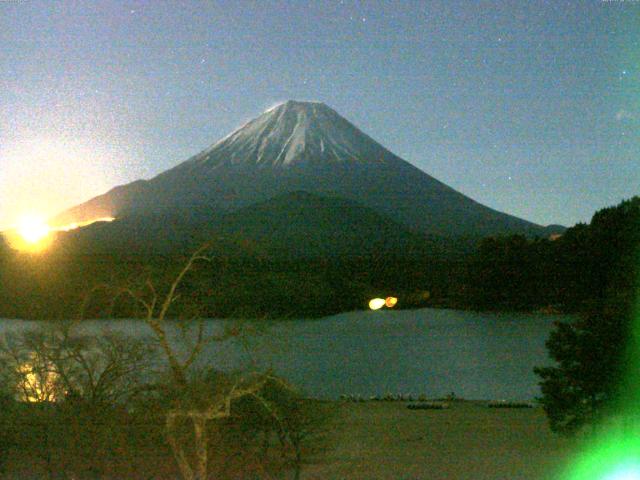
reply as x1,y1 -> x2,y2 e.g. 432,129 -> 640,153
535,197 -> 640,435
467,234 -> 549,310
0,322 -> 158,478
534,304 -> 629,434
102,245 -> 309,480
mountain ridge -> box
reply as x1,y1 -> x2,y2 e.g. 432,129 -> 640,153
58,190 -> 444,258
54,100 -> 561,238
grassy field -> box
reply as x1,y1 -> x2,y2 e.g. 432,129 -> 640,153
304,400 -> 576,480
1,399 -> 578,479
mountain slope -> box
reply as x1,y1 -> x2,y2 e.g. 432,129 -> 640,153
214,191 -> 443,258
59,191 -> 444,258
54,100 -> 556,238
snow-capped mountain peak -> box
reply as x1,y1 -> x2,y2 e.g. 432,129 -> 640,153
189,100 -> 391,169
54,100 -> 551,238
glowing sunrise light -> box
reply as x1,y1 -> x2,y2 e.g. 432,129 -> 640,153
2,215 -> 115,253
17,215 -> 51,244
2,214 -> 55,253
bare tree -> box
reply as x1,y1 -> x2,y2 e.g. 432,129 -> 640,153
0,322 -> 155,405
95,245 -> 291,480
0,243 -> 330,479
0,321 -> 157,479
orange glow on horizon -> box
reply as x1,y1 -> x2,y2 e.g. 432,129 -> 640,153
4,215 -> 55,253
17,215 -> 50,245
53,216 -> 116,232
2,216 -> 115,253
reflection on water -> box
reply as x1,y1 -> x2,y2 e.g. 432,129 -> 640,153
0,308 -> 566,400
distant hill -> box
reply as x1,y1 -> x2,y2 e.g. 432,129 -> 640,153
54,100 -> 560,240
59,191 -> 453,259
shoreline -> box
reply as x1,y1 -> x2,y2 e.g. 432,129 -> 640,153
0,303 -> 572,323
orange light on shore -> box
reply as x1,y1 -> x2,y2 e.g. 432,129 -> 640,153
369,296 -> 399,310
369,298 -> 386,310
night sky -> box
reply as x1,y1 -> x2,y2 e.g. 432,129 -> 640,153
1,0 -> 638,230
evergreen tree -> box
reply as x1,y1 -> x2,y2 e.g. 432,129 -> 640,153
535,197 -> 640,434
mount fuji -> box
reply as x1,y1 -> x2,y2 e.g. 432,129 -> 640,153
55,100 -> 558,240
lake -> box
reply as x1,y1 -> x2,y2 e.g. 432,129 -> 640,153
0,308 -> 567,401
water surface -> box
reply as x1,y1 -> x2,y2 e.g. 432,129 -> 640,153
0,308 -> 566,400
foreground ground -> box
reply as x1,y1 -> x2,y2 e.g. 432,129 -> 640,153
3,399 -> 577,479
304,400 -> 575,480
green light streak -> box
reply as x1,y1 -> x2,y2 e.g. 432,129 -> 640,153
562,427 -> 640,480
561,209 -> 640,478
